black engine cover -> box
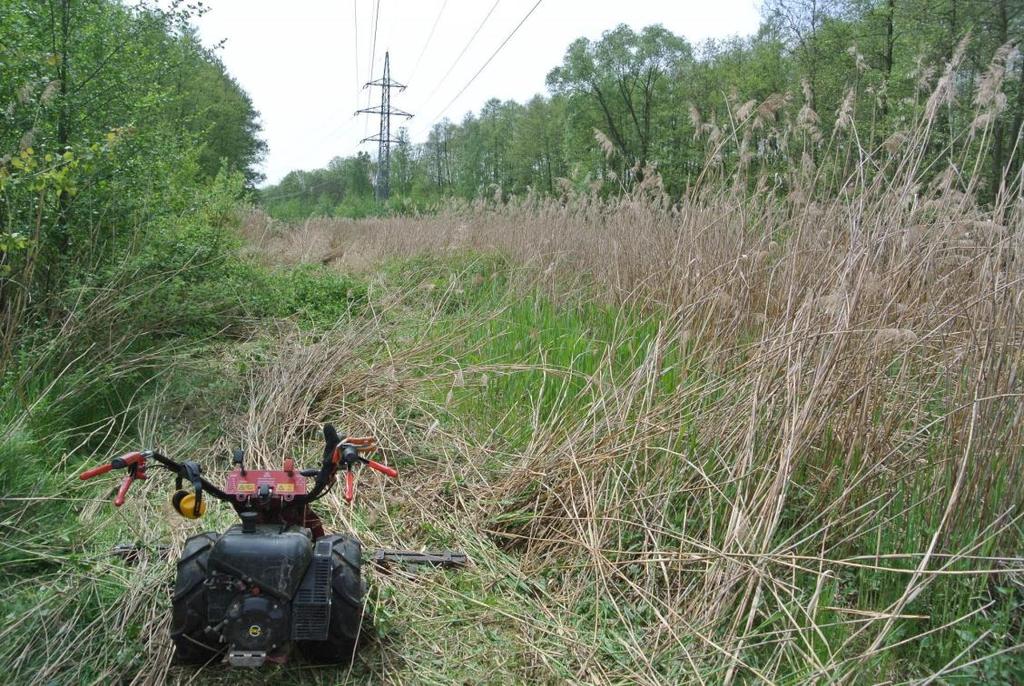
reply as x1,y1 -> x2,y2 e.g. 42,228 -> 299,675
209,524 -> 313,598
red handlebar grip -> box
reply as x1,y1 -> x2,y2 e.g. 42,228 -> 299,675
344,471 -> 355,503
113,474 -> 134,507
366,460 -> 398,478
79,462 -> 114,480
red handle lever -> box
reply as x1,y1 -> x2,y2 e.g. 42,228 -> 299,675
80,451 -> 145,481
113,474 -> 135,507
366,460 -> 398,478
79,462 -> 114,480
344,470 -> 355,503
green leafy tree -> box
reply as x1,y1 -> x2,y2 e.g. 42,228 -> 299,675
0,0 -> 266,345
547,24 -> 692,185
263,5 -> 1022,211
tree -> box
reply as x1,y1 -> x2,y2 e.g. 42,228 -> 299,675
390,128 -> 416,197
261,8 -> 1022,211
761,0 -> 846,110
172,30 -> 267,186
0,0 -> 267,354
547,24 -> 692,184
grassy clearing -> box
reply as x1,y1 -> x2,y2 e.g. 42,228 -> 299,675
232,82 -> 1024,681
5,240 -> 1019,683
3,61 -> 1024,684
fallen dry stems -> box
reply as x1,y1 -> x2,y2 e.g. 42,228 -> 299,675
234,68 -> 1024,682
7,52 -> 1022,685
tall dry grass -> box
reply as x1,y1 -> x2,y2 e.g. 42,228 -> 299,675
234,49 -> 1024,683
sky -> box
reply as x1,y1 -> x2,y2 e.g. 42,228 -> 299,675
189,1 -> 764,185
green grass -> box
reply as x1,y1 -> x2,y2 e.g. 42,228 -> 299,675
0,250 -> 1021,684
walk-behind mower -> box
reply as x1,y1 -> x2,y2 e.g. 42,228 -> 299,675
79,425 -> 408,667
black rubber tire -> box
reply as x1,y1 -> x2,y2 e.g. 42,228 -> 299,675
170,532 -> 223,664
297,535 -> 369,663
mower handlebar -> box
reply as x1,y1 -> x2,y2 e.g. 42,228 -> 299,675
79,451 -> 145,481
79,452 -> 149,507
79,427 -> 396,508
79,450 -> 231,508
334,439 -> 397,503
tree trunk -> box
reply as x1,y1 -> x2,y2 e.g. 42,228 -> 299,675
1011,51 -> 1024,196
990,0 -> 1009,202
881,0 -> 895,116
56,0 -> 72,256
946,0 -> 958,62
543,127 -> 553,194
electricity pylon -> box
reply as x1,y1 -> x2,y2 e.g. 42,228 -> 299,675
357,52 -> 412,201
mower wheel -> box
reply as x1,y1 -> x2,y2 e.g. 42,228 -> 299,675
297,535 -> 369,663
170,532 -> 223,664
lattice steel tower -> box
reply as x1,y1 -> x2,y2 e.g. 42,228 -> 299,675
357,52 -> 412,201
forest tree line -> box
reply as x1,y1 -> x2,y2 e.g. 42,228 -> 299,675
1,0 -> 267,356
261,0 -> 1023,220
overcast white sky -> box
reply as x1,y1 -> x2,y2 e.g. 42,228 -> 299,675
189,1 -> 763,184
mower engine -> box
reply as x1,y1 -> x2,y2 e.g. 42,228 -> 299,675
169,453 -> 367,667
79,425 -> 458,669
204,518 -> 320,665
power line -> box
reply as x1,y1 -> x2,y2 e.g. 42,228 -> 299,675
352,0 -> 361,100
364,0 -> 382,139
276,0 -> 545,191
357,51 -> 413,201
368,0 -> 382,95
260,178 -> 339,203
408,0 -> 450,84
416,0 -> 500,112
431,0 -> 544,125
315,114 -> 361,146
